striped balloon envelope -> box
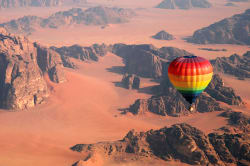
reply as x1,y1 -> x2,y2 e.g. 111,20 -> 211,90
168,56 -> 213,104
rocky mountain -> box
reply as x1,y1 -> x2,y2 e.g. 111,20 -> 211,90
156,0 -> 212,10
188,9 -> 250,45
152,30 -> 175,40
0,6 -> 136,35
211,51 -> 250,80
121,73 -> 140,89
71,118 -> 250,166
111,44 -> 193,78
0,0 -> 87,8
228,0 -> 249,2
0,27 -> 66,110
51,43 -> 109,62
126,74 -> 243,117
225,2 -> 237,7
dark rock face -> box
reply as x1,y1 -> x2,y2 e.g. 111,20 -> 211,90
0,6 -> 136,35
71,123 -> 250,166
220,111 -> 250,133
152,30 -> 175,40
0,0 -> 63,8
111,44 -> 193,78
211,52 -> 250,79
188,9 -> 250,45
35,43 -> 66,83
228,0 -> 249,2
156,0 -> 212,9
206,74 -> 243,105
208,132 -> 250,165
52,44 -> 109,62
121,73 -> 140,89
127,74 -> 243,116
0,27 -> 65,109
225,2 -> 237,7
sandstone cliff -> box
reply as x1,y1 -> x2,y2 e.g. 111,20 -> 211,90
111,44 -> 192,78
211,51 -> 250,80
71,118 -> 250,166
0,6 -> 136,35
127,74 -> 243,116
0,0 -> 87,8
188,9 -> 250,45
51,43 -> 109,62
156,0 -> 212,9
0,27 -> 65,109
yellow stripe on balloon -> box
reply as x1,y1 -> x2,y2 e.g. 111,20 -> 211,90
175,86 -> 207,91
168,73 -> 213,82
170,79 -> 211,89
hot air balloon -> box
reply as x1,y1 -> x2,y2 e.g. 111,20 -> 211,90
168,56 -> 213,106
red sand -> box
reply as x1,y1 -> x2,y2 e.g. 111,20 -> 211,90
0,54 -> 228,166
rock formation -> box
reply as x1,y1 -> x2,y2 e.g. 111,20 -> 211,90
121,73 -> 140,89
126,74 -> 243,116
0,27 -> 65,109
71,122 -> 250,166
228,0 -> 249,2
211,51 -> 250,80
111,44 -> 193,78
51,43 -> 109,62
225,2 -> 237,7
152,30 -> 175,40
156,0 -> 212,9
188,9 -> 250,45
0,0 -> 87,8
0,0 -> 63,8
0,6 -> 136,35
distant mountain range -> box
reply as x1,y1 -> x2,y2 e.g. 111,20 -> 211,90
188,9 -> 250,45
156,0 -> 212,10
0,6 -> 136,35
0,0 -> 87,8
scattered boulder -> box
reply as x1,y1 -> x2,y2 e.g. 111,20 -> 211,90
121,73 -> 140,89
152,30 -> 175,40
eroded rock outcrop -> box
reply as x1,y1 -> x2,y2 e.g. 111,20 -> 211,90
121,73 -> 140,89
127,74 -> 243,116
188,9 -> 250,45
0,27 -> 65,109
156,0 -> 212,9
152,30 -> 175,40
51,44 -> 109,62
211,51 -> 250,80
111,44 -> 193,78
71,123 -> 250,166
0,0 -> 88,8
0,6 -> 136,35
0,0 -> 63,8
